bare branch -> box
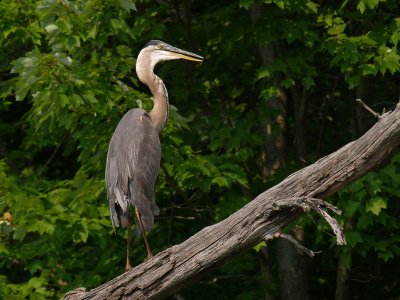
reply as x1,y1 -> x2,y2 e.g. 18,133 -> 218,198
279,234 -> 321,257
356,98 -> 381,119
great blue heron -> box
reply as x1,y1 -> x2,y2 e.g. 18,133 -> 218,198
105,40 -> 203,271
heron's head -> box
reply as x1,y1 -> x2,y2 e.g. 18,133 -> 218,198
136,40 -> 203,83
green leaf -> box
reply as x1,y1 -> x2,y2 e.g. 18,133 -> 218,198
344,201 -> 360,217
71,218 -> 90,243
302,76 -> 315,90
357,1 -> 366,13
239,0 -> 253,9
328,23 -> 346,35
349,180 -> 364,193
13,225 -> 27,241
357,214 -> 373,229
118,0 -> 137,11
306,1 -> 319,13
281,78 -> 295,88
28,219 -> 55,235
0,221 -> 14,235
45,24 -> 58,33
212,176 -> 229,188
366,197 -> 387,215
378,249 -> 394,262
345,231 -> 362,247
256,67 -> 270,80
66,35 -> 81,50
273,0 -> 285,9
253,241 -> 266,252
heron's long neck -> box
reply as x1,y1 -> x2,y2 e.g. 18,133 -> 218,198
147,73 -> 169,133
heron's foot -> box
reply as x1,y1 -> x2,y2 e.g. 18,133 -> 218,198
144,252 -> 153,261
125,262 -> 132,272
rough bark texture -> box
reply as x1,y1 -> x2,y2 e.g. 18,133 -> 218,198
64,102 -> 400,300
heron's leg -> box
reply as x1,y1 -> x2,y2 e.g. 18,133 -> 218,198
135,207 -> 153,260
125,212 -> 132,272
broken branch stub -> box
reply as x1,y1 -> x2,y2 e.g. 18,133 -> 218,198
273,197 -> 346,246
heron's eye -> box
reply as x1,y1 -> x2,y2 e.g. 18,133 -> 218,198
156,44 -> 164,49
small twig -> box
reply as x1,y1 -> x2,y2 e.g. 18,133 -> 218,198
279,233 -> 322,257
356,98 -> 381,119
263,231 -> 321,257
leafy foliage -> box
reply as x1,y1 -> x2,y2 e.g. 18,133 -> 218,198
1,0 -> 400,299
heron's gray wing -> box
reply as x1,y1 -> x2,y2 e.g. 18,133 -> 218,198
105,108 -> 161,234
130,111 -> 161,235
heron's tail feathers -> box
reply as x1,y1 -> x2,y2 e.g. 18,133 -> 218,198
110,190 -> 130,228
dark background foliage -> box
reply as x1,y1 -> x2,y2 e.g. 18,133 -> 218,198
1,0 -> 400,299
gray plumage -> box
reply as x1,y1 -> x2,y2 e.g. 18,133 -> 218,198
106,109 -> 160,235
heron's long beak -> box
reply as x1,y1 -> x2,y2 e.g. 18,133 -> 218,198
167,46 -> 204,62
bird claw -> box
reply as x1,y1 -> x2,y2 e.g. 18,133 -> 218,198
144,253 -> 153,262
125,263 -> 132,272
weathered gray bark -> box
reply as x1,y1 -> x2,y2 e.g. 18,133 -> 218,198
64,102 -> 400,300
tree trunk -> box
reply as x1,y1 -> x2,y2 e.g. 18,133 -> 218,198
291,86 -> 307,165
63,102 -> 400,300
335,77 -> 370,300
277,226 -> 309,300
335,218 -> 353,300
335,241 -> 350,300
258,248 -> 277,300
248,5 -> 302,299
249,4 -> 287,178
275,85 -> 309,300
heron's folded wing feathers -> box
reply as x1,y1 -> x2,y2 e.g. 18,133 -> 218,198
105,108 -> 161,233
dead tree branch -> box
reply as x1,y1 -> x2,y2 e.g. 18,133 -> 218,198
64,102 -> 400,300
